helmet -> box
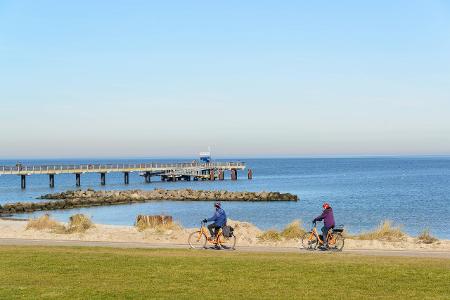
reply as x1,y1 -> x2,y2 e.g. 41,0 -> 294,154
322,202 -> 330,209
214,201 -> 221,208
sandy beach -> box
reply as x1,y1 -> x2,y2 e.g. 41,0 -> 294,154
1,218 -> 449,253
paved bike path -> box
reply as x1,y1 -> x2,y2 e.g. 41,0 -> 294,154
0,238 -> 449,258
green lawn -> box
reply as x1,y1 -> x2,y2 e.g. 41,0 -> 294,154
0,246 -> 449,299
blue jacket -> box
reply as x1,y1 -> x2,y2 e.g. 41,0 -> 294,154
207,208 -> 227,227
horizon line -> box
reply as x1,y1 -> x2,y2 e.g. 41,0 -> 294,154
1,154 -> 450,162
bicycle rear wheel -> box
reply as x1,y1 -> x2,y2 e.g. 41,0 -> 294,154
329,233 -> 344,252
301,231 -> 318,250
218,233 -> 236,250
188,231 -> 207,249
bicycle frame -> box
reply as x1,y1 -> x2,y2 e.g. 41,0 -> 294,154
308,225 -> 334,245
196,223 -> 223,245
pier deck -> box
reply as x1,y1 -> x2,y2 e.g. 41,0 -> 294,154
0,162 -> 247,189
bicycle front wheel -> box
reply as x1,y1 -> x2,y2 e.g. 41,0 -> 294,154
188,231 -> 207,249
301,231 -> 318,250
218,233 -> 236,250
329,233 -> 345,252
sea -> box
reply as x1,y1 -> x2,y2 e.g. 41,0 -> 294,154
1,157 -> 449,239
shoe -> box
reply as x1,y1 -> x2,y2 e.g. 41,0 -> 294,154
319,245 -> 328,251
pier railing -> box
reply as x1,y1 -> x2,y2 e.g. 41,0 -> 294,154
0,161 -> 246,175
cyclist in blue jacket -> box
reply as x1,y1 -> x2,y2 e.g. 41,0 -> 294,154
203,202 -> 227,240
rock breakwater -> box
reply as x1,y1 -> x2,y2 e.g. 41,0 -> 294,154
0,189 -> 298,215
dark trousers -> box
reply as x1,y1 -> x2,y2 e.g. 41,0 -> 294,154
321,226 -> 330,246
208,223 -> 220,238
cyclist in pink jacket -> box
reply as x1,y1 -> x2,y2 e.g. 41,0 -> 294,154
313,202 -> 335,249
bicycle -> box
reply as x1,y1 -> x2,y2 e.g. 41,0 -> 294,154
188,221 -> 236,250
301,222 -> 345,251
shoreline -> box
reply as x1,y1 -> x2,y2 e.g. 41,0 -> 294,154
1,218 -> 448,255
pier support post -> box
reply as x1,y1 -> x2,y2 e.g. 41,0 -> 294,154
124,172 -> 129,184
218,169 -> 224,180
248,169 -> 253,180
231,169 -> 238,181
144,172 -> 151,183
21,175 -> 26,189
76,173 -> 81,186
49,174 -> 55,188
209,169 -> 215,181
100,173 -> 106,185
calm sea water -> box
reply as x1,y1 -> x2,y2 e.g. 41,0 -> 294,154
1,157 -> 449,239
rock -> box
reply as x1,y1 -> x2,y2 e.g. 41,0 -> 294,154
1,189 -> 298,215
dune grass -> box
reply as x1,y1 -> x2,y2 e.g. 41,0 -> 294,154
26,214 -> 93,234
26,214 -> 65,233
417,228 -> 439,244
258,220 -> 306,241
0,246 -> 449,299
65,214 -> 94,233
280,220 -> 306,239
135,218 -> 181,233
257,229 -> 282,241
355,220 -> 406,242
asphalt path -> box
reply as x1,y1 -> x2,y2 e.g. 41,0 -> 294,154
0,238 -> 449,258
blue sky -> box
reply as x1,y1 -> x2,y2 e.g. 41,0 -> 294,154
0,1 -> 449,158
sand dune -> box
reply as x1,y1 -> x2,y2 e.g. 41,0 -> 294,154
1,218 -> 449,252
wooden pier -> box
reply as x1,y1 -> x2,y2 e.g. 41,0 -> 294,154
0,162 -> 249,189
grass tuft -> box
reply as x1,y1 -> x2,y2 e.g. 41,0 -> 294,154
257,229 -> 282,242
26,214 -> 65,232
355,220 -> 406,242
417,229 -> 439,244
280,220 -> 306,240
65,214 -> 94,234
135,217 -> 181,233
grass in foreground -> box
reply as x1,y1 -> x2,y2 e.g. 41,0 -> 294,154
0,246 -> 448,299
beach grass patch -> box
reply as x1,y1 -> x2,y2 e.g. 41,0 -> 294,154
417,228 -> 439,244
26,214 -> 65,233
65,214 -> 94,234
355,220 -> 406,242
257,229 -> 282,242
280,220 -> 306,240
135,215 -> 181,233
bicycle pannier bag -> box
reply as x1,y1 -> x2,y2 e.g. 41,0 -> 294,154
222,225 -> 234,237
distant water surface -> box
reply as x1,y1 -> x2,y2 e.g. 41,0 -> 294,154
0,157 -> 449,239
